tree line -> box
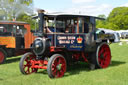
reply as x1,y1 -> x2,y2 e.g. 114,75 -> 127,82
96,7 -> 128,30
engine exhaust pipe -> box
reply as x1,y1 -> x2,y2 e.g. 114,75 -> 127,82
38,10 -> 45,33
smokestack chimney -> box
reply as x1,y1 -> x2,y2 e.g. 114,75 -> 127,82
38,9 -> 45,33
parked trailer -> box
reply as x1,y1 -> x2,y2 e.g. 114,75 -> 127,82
0,21 -> 36,64
19,10 -> 115,78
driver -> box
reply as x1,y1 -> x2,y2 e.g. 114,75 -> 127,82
65,24 -> 73,33
44,26 -> 53,33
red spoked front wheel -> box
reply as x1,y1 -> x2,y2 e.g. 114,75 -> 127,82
19,52 -> 38,74
96,43 -> 111,68
47,54 -> 66,78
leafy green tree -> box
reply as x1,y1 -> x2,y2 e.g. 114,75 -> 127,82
0,0 -> 33,20
17,13 -> 37,30
96,14 -> 107,28
107,7 -> 128,30
9,0 -> 33,5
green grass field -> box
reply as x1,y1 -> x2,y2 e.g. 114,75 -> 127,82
0,43 -> 128,85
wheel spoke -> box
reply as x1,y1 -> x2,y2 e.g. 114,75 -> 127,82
58,58 -> 62,64
56,71 -> 60,77
25,58 -> 29,62
52,69 -> 57,75
52,65 -> 55,71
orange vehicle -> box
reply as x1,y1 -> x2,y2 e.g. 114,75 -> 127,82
0,21 -> 36,64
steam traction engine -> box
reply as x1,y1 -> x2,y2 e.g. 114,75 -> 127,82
19,10 -> 114,78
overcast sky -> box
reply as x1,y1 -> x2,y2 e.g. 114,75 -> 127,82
33,0 -> 128,16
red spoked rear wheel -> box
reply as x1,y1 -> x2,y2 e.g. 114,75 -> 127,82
47,54 -> 66,78
96,43 -> 111,68
19,52 -> 38,74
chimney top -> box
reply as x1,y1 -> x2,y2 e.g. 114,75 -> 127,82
38,9 -> 45,13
